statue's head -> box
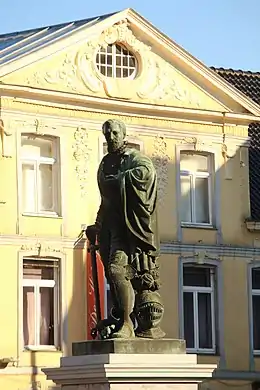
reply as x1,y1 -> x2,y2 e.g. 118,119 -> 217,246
102,119 -> 126,153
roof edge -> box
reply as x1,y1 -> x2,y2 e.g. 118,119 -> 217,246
211,66 -> 260,77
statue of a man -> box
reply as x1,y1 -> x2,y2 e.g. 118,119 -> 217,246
91,119 -> 164,339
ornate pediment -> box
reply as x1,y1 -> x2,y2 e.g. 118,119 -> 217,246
2,20 -> 227,111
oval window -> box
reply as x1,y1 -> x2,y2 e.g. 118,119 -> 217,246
96,43 -> 137,79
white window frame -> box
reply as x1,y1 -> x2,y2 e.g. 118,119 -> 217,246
180,151 -> 213,226
20,134 -> 61,217
22,257 -> 60,351
249,265 -> 260,356
176,143 -> 217,229
95,43 -> 138,79
181,262 -> 217,354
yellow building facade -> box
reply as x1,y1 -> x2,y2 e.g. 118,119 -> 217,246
1,8 -> 260,390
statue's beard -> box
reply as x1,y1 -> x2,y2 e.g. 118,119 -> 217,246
107,141 -> 125,154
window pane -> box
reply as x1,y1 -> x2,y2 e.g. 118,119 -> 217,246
100,65 -> 106,75
252,269 -> 260,290
21,136 -> 53,159
116,55 -> 121,66
106,44 -> 112,53
180,152 -> 208,172
115,44 -> 122,55
198,293 -> 213,349
195,177 -> 210,223
22,163 -> 36,213
40,287 -> 54,345
129,56 -> 136,68
180,175 -> 192,222
116,67 -> 122,78
39,164 -> 54,212
107,55 -> 112,65
253,295 -> 260,350
99,54 -> 106,65
123,68 -> 129,78
23,286 -> 35,346
183,292 -> 194,348
107,66 -> 112,77
183,266 -> 212,287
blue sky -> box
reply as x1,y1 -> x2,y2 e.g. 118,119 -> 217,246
1,0 -> 259,71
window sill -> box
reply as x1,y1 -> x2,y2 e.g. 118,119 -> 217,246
181,223 -> 217,230
187,349 -> 217,355
245,220 -> 260,232
22,212 -> 62,219
24,346 -> 61,352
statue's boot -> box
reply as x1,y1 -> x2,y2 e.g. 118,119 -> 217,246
112,280 -> 135,338
111,277 -> 135,338
108,250 -> 135,339
112,320 -> 135,338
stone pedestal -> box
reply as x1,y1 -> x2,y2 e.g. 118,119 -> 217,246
43,339 -> 217,390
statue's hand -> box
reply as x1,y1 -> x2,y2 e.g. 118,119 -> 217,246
100,324 -> 116,340
85,224 -> 98,245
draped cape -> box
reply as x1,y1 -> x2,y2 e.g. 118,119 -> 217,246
97,149 -> 159,256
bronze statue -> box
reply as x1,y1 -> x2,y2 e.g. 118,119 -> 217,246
87,119 -> 164,339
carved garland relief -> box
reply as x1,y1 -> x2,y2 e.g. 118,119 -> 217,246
152,135 -> 170,204
23,20 -> 201,107
20,242 -> 63,255
76,20 -> 201,106
72,127 -> 92,197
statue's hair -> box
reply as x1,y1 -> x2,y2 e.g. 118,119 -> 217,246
102,119 -> 126,138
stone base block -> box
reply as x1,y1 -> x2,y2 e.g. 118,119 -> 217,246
72,338 -> 186,356
43,351 -> 217,390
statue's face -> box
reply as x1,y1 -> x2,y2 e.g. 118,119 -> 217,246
103,122 -> 125,153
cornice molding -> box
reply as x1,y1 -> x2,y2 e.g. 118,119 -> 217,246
0,235 -> 259,259
2,111 -> 249,147
161,242 -> 260,259
1,84 -> 259,126
0,234 -> 86,249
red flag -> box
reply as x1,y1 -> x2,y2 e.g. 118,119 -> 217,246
86,243 -> 105,339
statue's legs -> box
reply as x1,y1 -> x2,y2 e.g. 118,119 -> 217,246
107,250 -> 135,338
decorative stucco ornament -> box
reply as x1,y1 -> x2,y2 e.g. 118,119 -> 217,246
23,20 -> 201,107
72,127 -> 92,197
151,135 -> 170,203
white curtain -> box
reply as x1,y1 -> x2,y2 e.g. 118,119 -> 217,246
23,287 -> 35,346
22,163 -> 36,213
23,267 -> 53,346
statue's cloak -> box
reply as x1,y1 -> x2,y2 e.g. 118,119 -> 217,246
97,148 -> 159,256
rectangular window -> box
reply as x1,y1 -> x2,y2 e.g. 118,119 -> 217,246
21,134 -> 60,215
180,151 -> 213,225
251,268 -> 260,353
22,258 -> 60,349
182,264 -> 216,353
